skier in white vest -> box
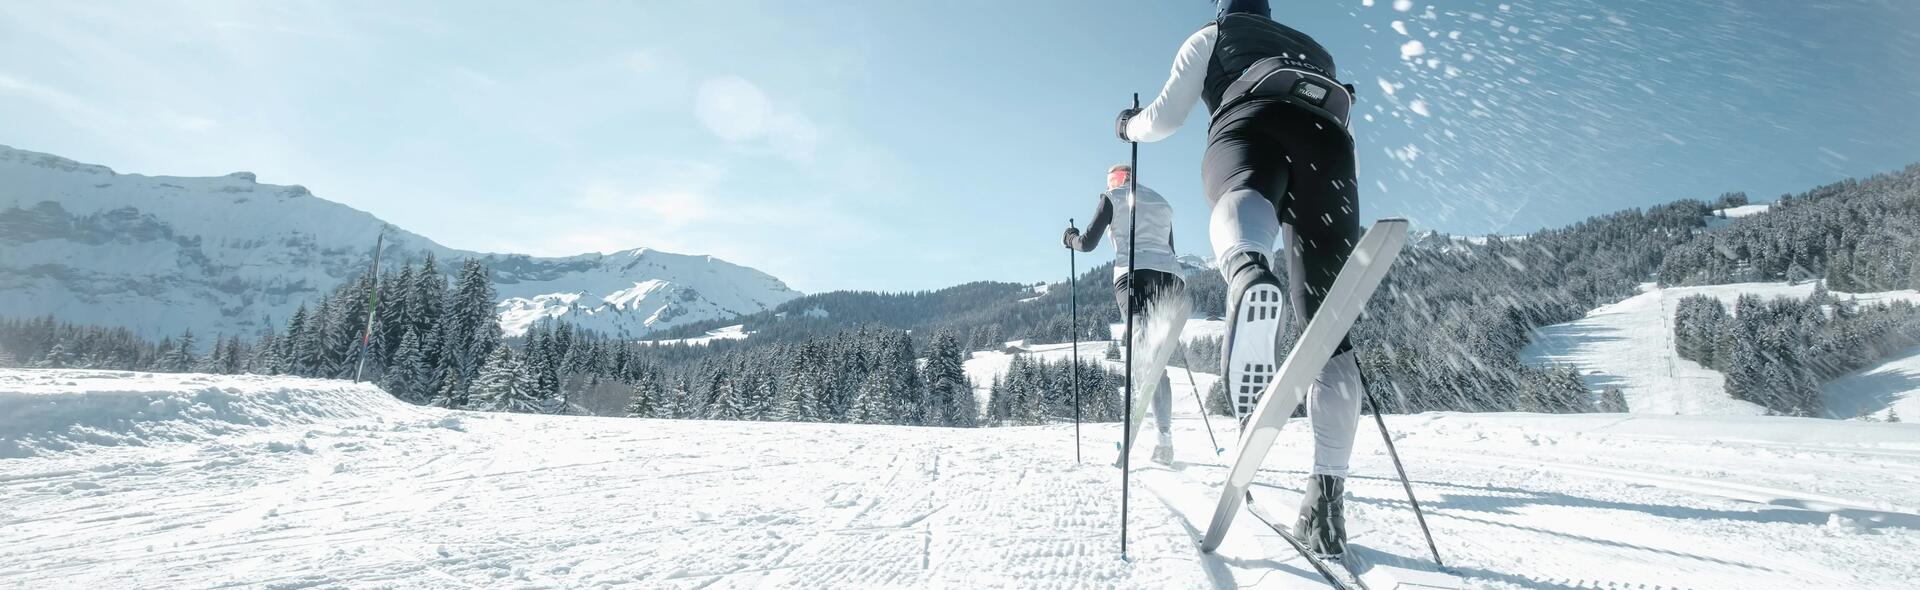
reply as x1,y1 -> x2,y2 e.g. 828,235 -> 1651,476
1063,163 -> 1189,467
1114,0 -> 1368,556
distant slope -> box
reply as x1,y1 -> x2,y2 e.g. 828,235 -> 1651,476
1822,347 -> 1920,421
0,145 -> 798,340
1522,282 -> 1920,415
6,368 -> 1919,588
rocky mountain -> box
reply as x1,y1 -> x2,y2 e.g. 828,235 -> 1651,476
0,145 -> 800,340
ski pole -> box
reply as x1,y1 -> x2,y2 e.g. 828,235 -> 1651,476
1070,218 -> 1081,465
1119,92 -> 1139,561
1354,357 -> 1445,569
1176,346 -> 1225,456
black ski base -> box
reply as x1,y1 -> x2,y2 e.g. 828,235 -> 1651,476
1245,497 -> 1368,590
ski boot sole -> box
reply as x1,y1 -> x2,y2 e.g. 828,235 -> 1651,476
1227,283 -> 1285,419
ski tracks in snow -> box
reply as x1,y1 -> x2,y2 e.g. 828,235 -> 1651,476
5,371 -> 1920,588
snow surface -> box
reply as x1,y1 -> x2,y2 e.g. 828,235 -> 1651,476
1714,203 -> 1773,219
5,369 -> 1919,588
639,324 -> 752,347
1822,346 -> 1920,421
0,145 -> 800,341
1705,203 -> 1774,229
1521,282 -> 1920,416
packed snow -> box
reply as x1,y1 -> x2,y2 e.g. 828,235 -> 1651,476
1521,282 -> 1920,416
5,369 -> 1918,588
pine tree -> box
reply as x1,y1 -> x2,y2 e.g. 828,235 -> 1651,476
250,329 -> 283,375
438,259 -> 502,397
1105,340 -> 1121,361
220,335 -> 246,374
1601,387 -> 1629,413
35,343 -> 71,368
383,327 -> 429,403
322,283 -> 366,378
155,329 -> 196,372
407,255 -> 448,382
706,367 -> 744,420
285,304 -> 321,376
849,370 -> 890,424
470,345 -> 540,413
878,332 -> 923,425
922,330 -> 973,427
379,265 -> 413,359
197,337 -> 226,374
626,372 -> 664,418
429,373 -> 462,408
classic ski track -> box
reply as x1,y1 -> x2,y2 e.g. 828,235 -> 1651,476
9,369 -> 1920,588
1445,452 -> 1920,520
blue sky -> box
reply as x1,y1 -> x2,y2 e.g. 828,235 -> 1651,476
2,1 -> 1916,293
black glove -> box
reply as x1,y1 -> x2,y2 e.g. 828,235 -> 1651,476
1115,107 -> 1141,142
1062,227 -> 1081,249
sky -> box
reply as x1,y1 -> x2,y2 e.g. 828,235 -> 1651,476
2,0 -> 1917,293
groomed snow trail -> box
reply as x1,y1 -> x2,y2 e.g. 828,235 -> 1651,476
4,369 -> 1919,589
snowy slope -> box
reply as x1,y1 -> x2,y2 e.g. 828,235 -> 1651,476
4,369 -> 1918,588
1822,346 -> 1920,421
639,324 -> 751,347
0,145 -> 799,340
1520,282 -> 1920,415
1705,203 -> 1773,229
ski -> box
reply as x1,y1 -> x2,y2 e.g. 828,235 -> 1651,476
1120,290 -> 1190,458
1202,218 -> 1410,552
1245,499 -> 1369,590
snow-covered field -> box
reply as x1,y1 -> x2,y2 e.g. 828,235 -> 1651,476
639,324 -> 752,347
1520,282 -> 1920,417
5,369 -> 1919,589
1705,203 -> 1774,229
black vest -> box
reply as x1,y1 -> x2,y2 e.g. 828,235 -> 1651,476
1201,14 -> 1339,113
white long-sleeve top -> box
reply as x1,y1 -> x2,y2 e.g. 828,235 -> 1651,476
1125,25 -> 1219,143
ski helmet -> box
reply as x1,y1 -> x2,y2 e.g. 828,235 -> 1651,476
1216,0 -> 1270,18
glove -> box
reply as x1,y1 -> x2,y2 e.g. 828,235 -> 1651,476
1062,227 -> 1081,249
1115,108 -> 1141,142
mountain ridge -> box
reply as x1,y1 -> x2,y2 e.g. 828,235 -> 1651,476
0,144 -> 801,340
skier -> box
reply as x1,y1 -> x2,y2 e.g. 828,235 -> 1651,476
1062,163 -> 1188,467
1115,0 -> 1366,557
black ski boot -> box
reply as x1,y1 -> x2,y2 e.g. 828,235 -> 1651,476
1221,251 -> 1285,420
1294,474 -> 1348,556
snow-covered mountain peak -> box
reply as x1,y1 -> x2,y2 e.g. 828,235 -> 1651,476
0,144 -> 800,341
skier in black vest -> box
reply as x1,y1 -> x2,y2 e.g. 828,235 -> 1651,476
1115,0 -> 1366,557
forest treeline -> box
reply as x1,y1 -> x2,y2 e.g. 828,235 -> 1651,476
4,165 -> 1917,420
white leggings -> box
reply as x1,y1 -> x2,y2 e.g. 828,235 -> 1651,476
1217,217 -> 1369,477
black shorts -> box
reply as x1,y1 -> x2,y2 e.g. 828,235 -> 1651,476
1202,99 -> 1361,349
1114,269 -> 1185,317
